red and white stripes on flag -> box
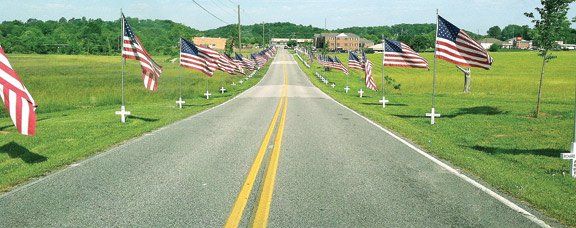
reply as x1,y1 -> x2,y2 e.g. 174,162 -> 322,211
364,58 -> 377,91
180,38 -> 220,77
122,14 -> 163,91
384,39 -> 429,69
436,15 -> 494,70
333,56 -> 349,75
0,45 -> 37,135
348,52 -> 364,71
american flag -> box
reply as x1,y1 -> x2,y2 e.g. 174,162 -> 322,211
252,53 -> 266,68
216,53 -> 236,74
316,54 -> 324,66
235,52 -> 256,71
222,52 -> 244,75
364,57 -> 377,91
436,16 -> 494,70
0,45 -> 37,135
348,52 -> 364,70
384,39 -> 429,69
326,56 -> 336,69
333,56 -> 349,75
122,14 -> 163,91
180,37 -> 219,77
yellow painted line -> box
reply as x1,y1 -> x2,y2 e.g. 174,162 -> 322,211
250,53 -> 289,228
224,51 -> 287,228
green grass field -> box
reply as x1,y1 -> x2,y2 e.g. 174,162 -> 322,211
0,53 -> 270,193
296,51 -> 576,227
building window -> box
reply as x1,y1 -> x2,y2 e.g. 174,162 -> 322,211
345,43 -> 348,46
344,38 -> 348,41
331,43 -> 334,46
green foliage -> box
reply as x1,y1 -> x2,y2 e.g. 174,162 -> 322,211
286,40 -> 297,47
525,0 -> 573,53
489,43 -> 500,52
0,17 -> 202,55
384,75 -> 402,92
487,26 -> 502,39
525,0 -> 574,118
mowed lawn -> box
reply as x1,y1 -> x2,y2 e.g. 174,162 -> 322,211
0,53 -> 269,193
296,51 -> 576,227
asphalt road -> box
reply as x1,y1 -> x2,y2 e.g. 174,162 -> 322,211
0,49 -> 556,227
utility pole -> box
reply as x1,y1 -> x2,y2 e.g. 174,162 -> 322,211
262,21 -> 265,47
238,5 -> 241,50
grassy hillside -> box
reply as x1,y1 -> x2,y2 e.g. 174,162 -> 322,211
0,53 -> 270,192
295,51 -> 576,227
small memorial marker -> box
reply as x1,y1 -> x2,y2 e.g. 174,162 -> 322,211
220,87 -> 226,93
331,83 -> 336,88
115,105 -> 131,123
379,96 -> 390,108
561,142 -> 576,178
344,86 -> 350,93
239,80 -> 244,84
426,108 -> 441,125
204,90 -> 212,99
231,82 -> 236,86
357,88 -> 364,98
176,97 -> 186,109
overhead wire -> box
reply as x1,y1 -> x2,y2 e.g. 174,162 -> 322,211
191,0 -> 231,25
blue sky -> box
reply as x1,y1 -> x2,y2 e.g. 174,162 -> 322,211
2,0 -> 576,34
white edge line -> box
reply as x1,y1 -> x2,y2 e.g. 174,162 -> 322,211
293,55 -> 552,228
0,60 -> 276,199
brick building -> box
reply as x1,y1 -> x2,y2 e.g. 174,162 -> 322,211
192,37 -> 228,50
314,33 -> 369,51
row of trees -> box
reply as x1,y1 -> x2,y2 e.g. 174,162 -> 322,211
0,17 -> 202,55
2,14 -> 576,56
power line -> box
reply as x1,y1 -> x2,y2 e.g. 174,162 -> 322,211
209,0 -> 237,22
191,0 -> 230,25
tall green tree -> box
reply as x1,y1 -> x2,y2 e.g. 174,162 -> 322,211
525,0 -> 574,118
487,26 -> 502,39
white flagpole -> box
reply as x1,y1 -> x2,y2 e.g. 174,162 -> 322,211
380,35 -> 389,108
346,51 -> 350,91
115,9 -> 131,123
427,9 -> 441,124
121,11 -> 125,108
176,36 -> 185,109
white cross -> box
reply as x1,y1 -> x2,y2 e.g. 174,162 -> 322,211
204,90 -> 212,99
426,108 -> 441,125
239,80 -> 244,84
115,105 -> 131,123
358,88 -> 364,98
245,77 -> 249,81
220,87 -> 226,93
561,142 -> 576,178
331,83 -> 336,88
379,96 -> 390,108
231,82 -> 236,86
344,86 -> 350,93
176,97 -> 186,109
325,80 -> 329,85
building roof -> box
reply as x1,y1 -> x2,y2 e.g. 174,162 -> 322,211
314,33 -> 359,38
369,43 -> 384,51
479,38 -> 503,44
359,38 -> 373,44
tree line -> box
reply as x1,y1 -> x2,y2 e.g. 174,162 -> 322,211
2,17 -> 576,55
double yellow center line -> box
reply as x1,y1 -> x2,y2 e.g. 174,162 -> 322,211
224,52 -> 289,228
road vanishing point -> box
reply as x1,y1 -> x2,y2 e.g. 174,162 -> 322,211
0,49 -> 557,227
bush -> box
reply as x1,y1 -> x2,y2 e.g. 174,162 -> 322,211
489,43 -> 500,52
